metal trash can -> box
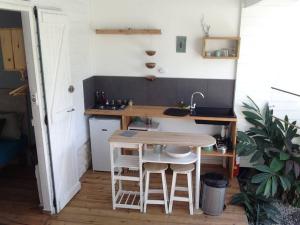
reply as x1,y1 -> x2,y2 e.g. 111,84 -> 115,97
201,173 -> 228,216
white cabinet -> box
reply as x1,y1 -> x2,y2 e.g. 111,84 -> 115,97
89,117 -> 120,171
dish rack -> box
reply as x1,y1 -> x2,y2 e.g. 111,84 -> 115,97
110,143 -> 144,211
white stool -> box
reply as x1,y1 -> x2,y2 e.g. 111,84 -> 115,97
169,163 -> 194,215
143,163 -> 169,214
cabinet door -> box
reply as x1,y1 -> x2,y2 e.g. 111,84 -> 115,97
11,28 -> 26,70
0,29 -> 15,70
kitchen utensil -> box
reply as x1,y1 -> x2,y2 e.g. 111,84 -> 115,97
217,144 -> 227,154
165,146 -> 191,158
145,50 -> 156,56
202,144 -> 214,152
145,62 -> 156,69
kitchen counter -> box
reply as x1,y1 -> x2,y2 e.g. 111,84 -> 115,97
85,105 -> 237,122
85,105 -> 238,178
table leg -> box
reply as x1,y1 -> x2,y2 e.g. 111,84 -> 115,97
195,146 -> 200,209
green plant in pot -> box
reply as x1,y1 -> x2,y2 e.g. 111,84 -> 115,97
236,97 -> 300,204
231,183 -> 280,225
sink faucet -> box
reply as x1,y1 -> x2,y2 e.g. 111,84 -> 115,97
190,91 -> 205,110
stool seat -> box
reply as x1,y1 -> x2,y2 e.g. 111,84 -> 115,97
144,163 -> 168,172
170,163 -> 195,173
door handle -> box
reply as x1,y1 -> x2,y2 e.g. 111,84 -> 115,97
67,108 -> 75,113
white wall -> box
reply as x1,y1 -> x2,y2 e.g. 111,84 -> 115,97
35,0 -> 92,175
235,0 -> 300,166
90,0 -> 241,79
90,0 -> 242,164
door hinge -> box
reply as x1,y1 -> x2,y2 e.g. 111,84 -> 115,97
33,6 -> 38,19
44,114 -> 48,126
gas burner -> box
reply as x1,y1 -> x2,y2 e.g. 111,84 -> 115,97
95,104 -> 127,111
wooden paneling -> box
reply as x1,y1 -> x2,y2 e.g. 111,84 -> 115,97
0,28 -> 26,71
0,29 -> 15,70
11,28 -> 26,70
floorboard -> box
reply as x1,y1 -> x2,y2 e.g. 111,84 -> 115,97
0,167 -> 248,225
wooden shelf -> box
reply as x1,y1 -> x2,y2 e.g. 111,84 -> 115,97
202,36 -> 240,60
202,150 -> 234,158
203,56 -> 239,60
95,28 -> 161,35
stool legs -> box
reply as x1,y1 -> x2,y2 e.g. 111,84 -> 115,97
169,172 -> 177,213
143,171 -> 150,213
161,172 -> 169,214
143,170 -> 169,214
187,171 -> 193,215
169,171 -> 194,215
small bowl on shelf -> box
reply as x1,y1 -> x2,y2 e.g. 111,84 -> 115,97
145,50 -> 156,56
145,62 -> 156,69
144,75 -> 157,81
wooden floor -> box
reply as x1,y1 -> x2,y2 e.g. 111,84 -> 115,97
0,167 -> 248,225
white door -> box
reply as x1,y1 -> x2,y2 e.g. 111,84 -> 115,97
37,9 -> 80,212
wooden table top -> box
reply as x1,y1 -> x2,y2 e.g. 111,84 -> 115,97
85,105 -> 237,122
109,130 -> 216,147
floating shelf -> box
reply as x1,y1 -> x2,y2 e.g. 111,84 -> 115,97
95,28 -> 162,35
202,36 -> 240,59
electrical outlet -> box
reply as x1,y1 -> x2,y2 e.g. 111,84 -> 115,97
176,36 -> 187,53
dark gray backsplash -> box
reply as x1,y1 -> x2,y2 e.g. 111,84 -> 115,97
83,76 -> 235,109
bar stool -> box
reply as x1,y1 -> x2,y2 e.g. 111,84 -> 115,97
169,163 -> 194,215
143,163 -> 169,214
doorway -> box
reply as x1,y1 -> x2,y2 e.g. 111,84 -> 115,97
0,8 -> 43,212
0,2 -> 54,214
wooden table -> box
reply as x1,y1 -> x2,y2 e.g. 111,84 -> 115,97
109,130 -> 216,211
86,105 -> 238,178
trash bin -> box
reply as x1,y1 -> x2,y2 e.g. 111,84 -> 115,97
201,173 -> 228,216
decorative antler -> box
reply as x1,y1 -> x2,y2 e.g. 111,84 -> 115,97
201,15 -> 210,37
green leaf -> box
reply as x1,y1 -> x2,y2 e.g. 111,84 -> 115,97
245,118 -> 265,128
256,179 -> 267,195
255,165 -> 272,173
251,173 -> 270,184
243,102 -> 258,112
242,111 -> 263,121
264,179 -> 272,197
247,96 -> 260,111
250,151 -> 264,163
271,176 -> 278,197
249,127 -> 268,137
279,152 -> 290,161
270,157 -> 284,172
279,176 -> 291,191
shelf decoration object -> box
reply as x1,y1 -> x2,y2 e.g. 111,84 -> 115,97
202,36 -> 240,59
145,62 -> 156,69
145,50 -> 156,56
95,28 -> 161,35
201,16 -> 211,37
144,75 -> 157,81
